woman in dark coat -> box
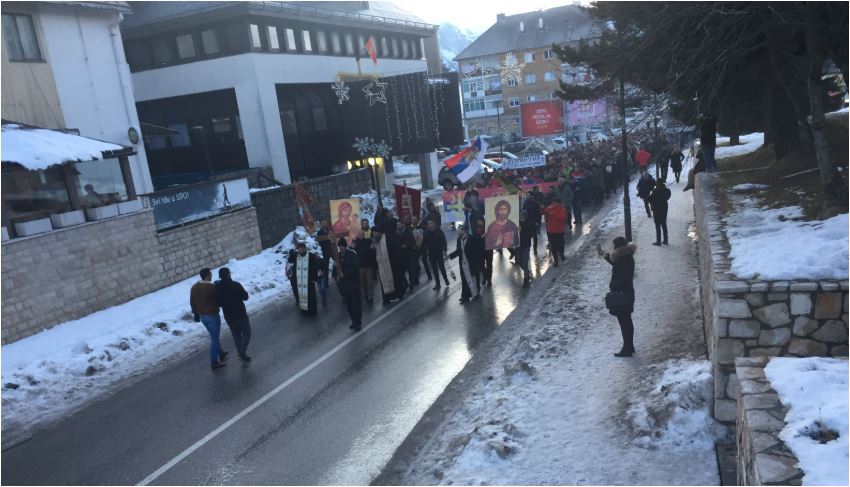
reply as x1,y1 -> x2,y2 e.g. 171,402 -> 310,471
669,147 -> 685,183
599,237 -> 638,357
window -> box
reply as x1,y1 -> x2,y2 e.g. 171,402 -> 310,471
543,49 -> 553,60
152,38 -> 171,65
463,99 -> 486,112
527,95 -> 538,102
544,71 -> 556,81
525,73 -> 537,84
345,33 -> 354,55
401,38 -> 409,58
312,107 -> 327,130
462,79 -> 483,93
212,117 -> 232,133
523,51 -> 535,63
168,123 -> 191,147
317,31 -> 327,53
357,34 -> 366,57
391,37 -> 399,57
281,110 -> 298,134
125,42 -> 152,70
201,29 -> 219,55
381,37 -> 389,57
268,26 -> 280,50
285,28 -> 297,51
2,14 -> 41,61
249,24 -> 262,48
176,34 -> 196,59
508,97 -> 520,107
507,77 -> 517,87
74,159 -> 129,206
331,32 -> 341,54
412,38 -> 420,59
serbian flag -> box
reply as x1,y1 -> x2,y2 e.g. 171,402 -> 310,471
443,136 -> 488,183
364,37 -> 378,65
294,182 -> 316,235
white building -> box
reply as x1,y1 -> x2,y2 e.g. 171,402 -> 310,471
1,1 -> 154,195
121,1 -> 441,187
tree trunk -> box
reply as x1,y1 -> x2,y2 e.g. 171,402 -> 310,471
763,84 -> 775,146
805,9 -> 841,207
729,104 -> 740,146
771,87 -> 800,160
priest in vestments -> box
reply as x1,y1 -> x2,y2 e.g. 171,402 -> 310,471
286,241 -> 322,317
371,226 -> 408,304
449,224 -> 484,303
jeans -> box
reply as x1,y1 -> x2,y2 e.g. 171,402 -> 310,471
317,272 -> 328,305
199,314 -> 222,364
615,312 -> 634,351
430,255 -> 449,286
702,146 -> 717,172
225,316 -> 252,356
420,252 -> 432,280
654,214 -> 668,243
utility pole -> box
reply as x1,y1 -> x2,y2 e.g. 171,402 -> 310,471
620,76 -> 632,242
494,99 -> 503,153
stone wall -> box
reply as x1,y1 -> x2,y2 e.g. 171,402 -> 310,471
694,174 -> 849,424
1,208 -> 261,344
250,168 -> 372,249
735,357 -> 804,485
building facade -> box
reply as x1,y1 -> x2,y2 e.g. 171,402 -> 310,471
1,1 -> 154,195
121,1 -> 440,187
454,6 -> 601,141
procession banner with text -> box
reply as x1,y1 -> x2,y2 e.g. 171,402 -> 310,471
500,154 -> 546,170
329,198 -> 361,244
520,100 -> 564,137
483,194 -> 520,250
393,184 -> 421,220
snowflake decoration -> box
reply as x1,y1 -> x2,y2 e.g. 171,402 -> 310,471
362,73 -> 388,106
331,74 -> 350,105
499,52 -> 526,86
463,58 -> 491,79
353,137 -> 375,156
372,139 -> 392,160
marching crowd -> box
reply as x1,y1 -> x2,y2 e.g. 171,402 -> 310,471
188,132 -> 692,368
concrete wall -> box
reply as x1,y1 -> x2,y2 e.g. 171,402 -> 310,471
250,168 -> 372,249
1,208 -> 261,344
693,173 -> 849,425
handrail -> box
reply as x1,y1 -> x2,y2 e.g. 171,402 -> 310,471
250,1 -> 437,31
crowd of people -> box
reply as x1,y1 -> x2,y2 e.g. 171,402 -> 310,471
188,130 -> 694,369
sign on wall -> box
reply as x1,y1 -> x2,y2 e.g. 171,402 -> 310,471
144,177 -> 251,230
520,100 -> 564,137
566,99 -> 607,127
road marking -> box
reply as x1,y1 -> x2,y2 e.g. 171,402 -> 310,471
137,283 -> 431,486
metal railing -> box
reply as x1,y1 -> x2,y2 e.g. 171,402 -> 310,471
250,2 -> 437,31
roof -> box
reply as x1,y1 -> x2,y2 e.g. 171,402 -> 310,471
455,5 -> 601,61
1,123 -> 132,171
51,1 -> 132,13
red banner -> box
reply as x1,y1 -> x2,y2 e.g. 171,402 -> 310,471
521,100 -> 564,137
394,184 -> 421,220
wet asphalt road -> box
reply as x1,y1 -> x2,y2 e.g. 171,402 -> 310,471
1,224 -> 585,486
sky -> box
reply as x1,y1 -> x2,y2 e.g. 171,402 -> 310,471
398,0 -> 576,34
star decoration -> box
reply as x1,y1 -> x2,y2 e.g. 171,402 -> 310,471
353,137 -> 375,156
372,139 -> 392,159
499,52 -> 526,86
331,74 -> 350,105
362,74 -> 388,106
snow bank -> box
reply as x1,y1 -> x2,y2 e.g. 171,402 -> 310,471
725,202 -> 849,280
1,124 -> 125,170
716,132 -> 764,159
765,357 -> 848,486
730,183 -> 769,192
392,162 -> 421,177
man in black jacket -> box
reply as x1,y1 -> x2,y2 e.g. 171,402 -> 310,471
336,238 -> 362,331
215,267 -> 252,363
354,219 -> 375,304
522,192 -> 542,254
636,172 -> 656,218
650,180 -> 672,246
423,218 -> 450,290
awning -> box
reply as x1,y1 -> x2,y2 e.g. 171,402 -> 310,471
1,122 -> 135,171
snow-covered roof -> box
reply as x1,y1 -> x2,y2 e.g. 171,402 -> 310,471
1,123 -> 131,171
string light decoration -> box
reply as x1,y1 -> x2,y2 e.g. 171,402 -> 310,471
392,78 -> 403,147
331,74 -> 350,105
352,137 -> 392,159
499,52 -> 526,86
353,136 -> 376,156
362,73 -> 388,106
409,73 -> 422,140
372,139 -> 392,160
463,58 -> 491,78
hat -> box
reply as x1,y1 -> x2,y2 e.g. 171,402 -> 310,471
337,237 -> 348,247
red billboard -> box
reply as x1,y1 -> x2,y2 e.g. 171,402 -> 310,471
520,100 -> 564,137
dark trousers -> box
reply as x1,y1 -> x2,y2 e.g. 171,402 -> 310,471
225,316 -> 252,355
673,168 -> 682,183
548,232 -> 565,264
572,200 -> 582,224
420,252 -> 432,279
660,162 -> 669,181
408,254 -> 420,285
615,312 -> 634,351
654,214 -> 668,244
482,250 -> 493,284
430,255 -> 449,286
518,245 -> 531,278
702,146 -> 717,172
460,269 -> 480,299
642,197 -> 652,216
342,288 -> 362,328
532,222 -> 540,251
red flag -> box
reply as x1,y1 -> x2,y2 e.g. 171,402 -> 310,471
364,37 -> 378,65
294,182 -> 316,234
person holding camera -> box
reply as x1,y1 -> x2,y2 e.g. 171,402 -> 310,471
598,237 -> 638,357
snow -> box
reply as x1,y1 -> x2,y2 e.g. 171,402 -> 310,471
248,186 -> 281,194
764,357 -> 848,486
1,123 -> 125,170
392,162 -> 421,177
715,132 -> 764,159
724,202 -> 849,280
0,190 -> 392,439
730,183 -> 769,192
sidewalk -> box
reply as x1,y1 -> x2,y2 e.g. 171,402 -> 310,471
379,164 -> 727,485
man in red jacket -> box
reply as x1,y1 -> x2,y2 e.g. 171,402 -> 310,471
544,197 -> 568,267
635,146 -> 652,173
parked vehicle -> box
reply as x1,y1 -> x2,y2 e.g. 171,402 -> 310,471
438,159 -> 502,189
483,151 -> 518,163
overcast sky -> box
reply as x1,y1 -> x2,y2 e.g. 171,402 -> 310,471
400,0 -> 575,34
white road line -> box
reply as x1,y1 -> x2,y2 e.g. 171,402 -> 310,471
137,283 -> 431,486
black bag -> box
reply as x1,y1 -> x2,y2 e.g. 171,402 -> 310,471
605,291 -> 630,310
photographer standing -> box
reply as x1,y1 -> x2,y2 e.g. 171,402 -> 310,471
598,237 -> 637,357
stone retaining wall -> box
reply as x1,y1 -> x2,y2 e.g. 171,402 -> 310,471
735,357 -> 804,485
694,174 -> 849,425
250,168 -> 372,249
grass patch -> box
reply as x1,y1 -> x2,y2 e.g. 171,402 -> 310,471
803,420 -> 840,444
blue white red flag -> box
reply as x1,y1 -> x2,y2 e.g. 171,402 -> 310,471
443,136 -> 488,183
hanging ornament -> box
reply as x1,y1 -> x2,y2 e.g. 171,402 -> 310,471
372,139 -> 392,160
353,137 -> 375,156
392,78 -> 403,147
499,52 -> 526,86
463,58 -> 491,79
331,74 -> 350,105
362,73 -> 388,106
